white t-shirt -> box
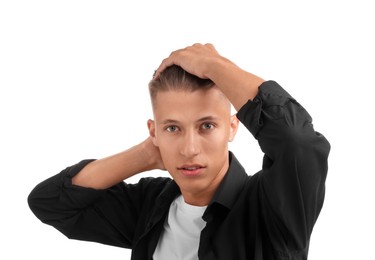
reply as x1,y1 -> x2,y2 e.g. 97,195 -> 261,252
153,195 -> 207,260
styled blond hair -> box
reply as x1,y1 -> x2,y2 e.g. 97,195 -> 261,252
148,65 -> 214,108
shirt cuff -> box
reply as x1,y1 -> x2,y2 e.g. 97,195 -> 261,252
236,80 -> 295,138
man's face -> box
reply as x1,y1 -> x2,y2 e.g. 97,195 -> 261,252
148,87 -> 239,205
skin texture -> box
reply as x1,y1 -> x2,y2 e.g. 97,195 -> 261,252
148,87 -> 239,206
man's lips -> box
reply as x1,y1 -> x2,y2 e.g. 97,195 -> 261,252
177,165 -> 206,176
178,165 -> 205,170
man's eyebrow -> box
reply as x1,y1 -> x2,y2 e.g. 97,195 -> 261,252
161,119 -> 180,125
161,116 -> 218,125
196,116 -> 218,122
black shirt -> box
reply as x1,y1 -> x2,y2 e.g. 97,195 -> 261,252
28,81 -> 330,260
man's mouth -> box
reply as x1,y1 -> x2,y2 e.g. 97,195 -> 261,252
177,165 -> 206,176
179,166 -> 203,170
178,164 -> 205,170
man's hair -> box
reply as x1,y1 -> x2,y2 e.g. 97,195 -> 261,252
148,65 -> 215,108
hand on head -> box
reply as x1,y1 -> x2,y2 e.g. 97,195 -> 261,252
153,43 -> 222,80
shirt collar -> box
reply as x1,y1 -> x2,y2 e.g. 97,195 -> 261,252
209,151 -> 248,210
156,151 -> 248,213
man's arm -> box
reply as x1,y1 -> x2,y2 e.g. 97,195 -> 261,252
237,81 -> 330,252
72,137 -> 165,189
28,137 -> 166,248
154,43 -> 265,111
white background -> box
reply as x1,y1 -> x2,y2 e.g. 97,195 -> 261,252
1,1 -> 374,259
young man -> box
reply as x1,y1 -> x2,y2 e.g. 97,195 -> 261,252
28,43 -> 330,260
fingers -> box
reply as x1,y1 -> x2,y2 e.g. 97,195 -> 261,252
153,43 -> 216,79
153,56 -> 176,79
154,48 -> 186,79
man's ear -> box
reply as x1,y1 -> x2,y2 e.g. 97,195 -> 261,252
147,119 -> 158,146
228,115 -> 240,142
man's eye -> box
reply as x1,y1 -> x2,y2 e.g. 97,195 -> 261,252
201,123 -> 214,130
166,126 -> 179,132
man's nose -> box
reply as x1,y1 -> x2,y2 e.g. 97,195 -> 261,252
180,131 -> 201,157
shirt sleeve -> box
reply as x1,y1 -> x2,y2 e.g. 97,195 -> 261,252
28,159 -> 170,249
236,80 -> 331,252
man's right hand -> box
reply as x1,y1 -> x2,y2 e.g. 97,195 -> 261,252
140,137 -> 166,171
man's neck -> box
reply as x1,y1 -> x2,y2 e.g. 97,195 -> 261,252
180,164 -> 228,206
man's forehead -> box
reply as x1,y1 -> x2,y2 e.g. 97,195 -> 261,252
153,87 -> 230,110
152,90 -> 231,123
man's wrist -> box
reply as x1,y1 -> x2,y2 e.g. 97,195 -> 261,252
204,56 -> 233,81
